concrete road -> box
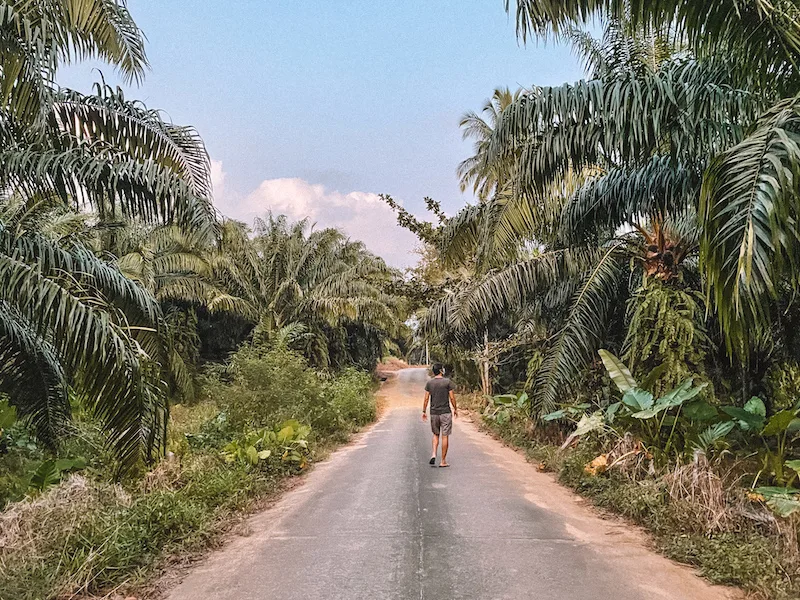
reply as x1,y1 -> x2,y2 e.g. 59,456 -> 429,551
166,368 -> 739,600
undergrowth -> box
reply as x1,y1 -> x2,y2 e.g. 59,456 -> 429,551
463,394 -> 800,600
0,345 -> 377,600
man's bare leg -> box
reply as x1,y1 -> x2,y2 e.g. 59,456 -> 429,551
440,435 -> 449,466
431,434 -> 439,460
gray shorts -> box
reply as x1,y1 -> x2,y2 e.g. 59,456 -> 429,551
430,413 -> 452,436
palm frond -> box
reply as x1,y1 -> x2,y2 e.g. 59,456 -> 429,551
531,242 -> 625,415
700,96 -> 800,353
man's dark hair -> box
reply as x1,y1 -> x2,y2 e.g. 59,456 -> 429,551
432,363 -> 444,376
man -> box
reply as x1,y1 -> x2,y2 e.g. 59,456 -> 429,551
422,363 -> 458,467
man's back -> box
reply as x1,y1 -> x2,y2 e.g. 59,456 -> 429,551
425,377 -> 453,414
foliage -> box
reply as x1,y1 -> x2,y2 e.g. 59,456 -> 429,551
222,420 -> 311,471
624,279 -> 708,396
0,344 -> 377,600
215,216 -> 403,369
0,1 -> 219,470
476,404 -> 800,599
28,458 -> 87,492
555,351 -> 715,462
205,343 -> 377,443
484,392 -> 530,425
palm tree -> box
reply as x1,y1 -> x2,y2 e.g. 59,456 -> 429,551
115,223 -> 255,400
217,216 -> 403,368
503,0 -> 800,354
457,87 -> 522,201
426,18 -> 729,414
0,1 -> 217,469
0,195 -> 168,466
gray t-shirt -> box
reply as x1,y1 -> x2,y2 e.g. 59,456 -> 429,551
425,377 -> 454,415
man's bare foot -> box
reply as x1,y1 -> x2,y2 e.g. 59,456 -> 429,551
439,462 -> 449,467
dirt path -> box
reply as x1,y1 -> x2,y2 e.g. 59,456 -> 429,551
164,368 -> 741,600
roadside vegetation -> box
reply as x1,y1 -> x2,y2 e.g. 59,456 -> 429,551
387,2 -> 800,598
0,343 -> 377,600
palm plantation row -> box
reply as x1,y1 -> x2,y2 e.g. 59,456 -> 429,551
416,0 -> 800,448
0,2 -> 404,473
385,2 -> 800,593
377,6 -> 800,590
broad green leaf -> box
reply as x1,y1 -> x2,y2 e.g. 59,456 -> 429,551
658,379 -> 706,408
762,411 -> 799,436
605,402 -> 622,424
598,349 -> 637,393
516,392 -> 529,408
257,449 -> 271,460
785,460 -> 800,476
632,404 -> 671,419
621,388 -> 654,411
722,406 -> 766,431
277,425 -> 295,443
572,413 -> 605,437
542,410 -> 566,421
30,461 -> 60,491
767,496 -> 800,518
683,400 -> 718,422
246,446 -> 259,465
756,486 -> 800,517
744,396 -> 766,417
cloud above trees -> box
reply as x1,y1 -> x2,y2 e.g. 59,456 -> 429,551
210,160 -> 419,268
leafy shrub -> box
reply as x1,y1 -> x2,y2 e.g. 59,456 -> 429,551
222,420 -> 312,472
0,341 -> 377,600
205,346 -> 375,441
473,395 -> 800,600
326,368 -> 376,430
206,346 -> 326,432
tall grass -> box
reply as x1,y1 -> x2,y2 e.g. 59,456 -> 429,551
464,394 -> 800,600
0,346 -> 377,600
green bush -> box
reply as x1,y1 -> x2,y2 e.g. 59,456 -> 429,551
327,368 -> 376,429
205,346 -> 376,441
0,343 -> 377,600
209,346 -> 326,431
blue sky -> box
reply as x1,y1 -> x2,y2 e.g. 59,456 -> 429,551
60,1 -> 586,267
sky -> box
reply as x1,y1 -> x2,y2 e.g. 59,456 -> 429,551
59,1 -> 586,268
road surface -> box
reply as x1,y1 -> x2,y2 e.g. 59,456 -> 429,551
166,368 -> 738,600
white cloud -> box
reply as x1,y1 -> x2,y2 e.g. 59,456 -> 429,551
210,162 -> 419,269
210,159 -> 227,198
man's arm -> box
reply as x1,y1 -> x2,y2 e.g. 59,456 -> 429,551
449,390 -> 458,418
422,391 -> 430,421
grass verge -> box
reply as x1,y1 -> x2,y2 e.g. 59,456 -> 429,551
0,346 -> 379,600
463,395 -> 799,600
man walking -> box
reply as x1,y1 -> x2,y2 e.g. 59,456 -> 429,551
422,363 -> 458,467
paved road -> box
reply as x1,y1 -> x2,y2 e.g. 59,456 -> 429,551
166,368 -> 737,600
